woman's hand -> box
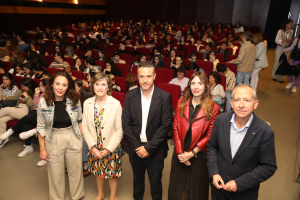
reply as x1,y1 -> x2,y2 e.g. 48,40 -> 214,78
100,149 -> 111,158
91,147 -> 102,159
82,80 -> 89,87
40,149 -> 50,161
177,152 -> 194,163
22,91 -> 28,97
35,87 -> 40,95
116,86 -> 121,91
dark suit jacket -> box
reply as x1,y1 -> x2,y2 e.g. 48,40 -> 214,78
122,85 -> 173,161
215,49 -> 232,62
207,112 -> 277,200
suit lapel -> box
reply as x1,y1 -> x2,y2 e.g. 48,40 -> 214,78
146,86 -> 161,129
101,96 -> 113,126
133,88 -> 142,127
232,114 -> 259,162
224,113 -> 234,159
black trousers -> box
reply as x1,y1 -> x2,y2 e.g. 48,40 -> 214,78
211,190 -> 230,200
129,154 -> 164,200
12,111 -> 37,146
211,188 -> 258,200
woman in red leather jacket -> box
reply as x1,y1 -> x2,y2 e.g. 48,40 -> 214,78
168,71 -> 219,200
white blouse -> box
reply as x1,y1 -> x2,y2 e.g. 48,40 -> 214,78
275,29 -> 293,45
211,84 -> 225,98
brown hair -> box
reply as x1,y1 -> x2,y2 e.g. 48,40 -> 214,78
208,71 -> 221,85
168,48 -> 177,59
253,33 -> 264,45
179,72 -> 215,120
108,74 -> 115,82
44,71 -> 79,107
125,73 -> 138,88
64,66 -> 72,73
11,47 -> 24,64
0,47 -> 9,58
90,73 -> 112,96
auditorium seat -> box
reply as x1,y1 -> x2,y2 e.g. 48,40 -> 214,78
185,59 -> 191,67
154,68 -> 174,84
74,49 -> 84,57
215,53 -> 225,62
126,47 -> 134,54
7,120 -> 19,128
131,65 -> 137,76
105,45 -> 119,53
32,78 -> 41,86
44,56 -> 55,67
163,57 -> 170,69
119,53 -> 132,66
136,48 -> 150,56
133,55 -> 150,62
95,61 -> 106,70
177,50 -> 185,58
72,70 -> 83,80
64,57 -> 75,66
156,83 -> 181,110
13,75 -> 24,88
115,63 -> 130,78
46,47 -> 54,56
1,61 -> 13,72
114,76 -> 126,94
107,52 -> 113,59
111,91 -> 125,107
47,68 -> 62,75
197,52 -> 204,60
185,70 -> 195,79
92,50 -> 98,60
226,55 -> 238,62
195,60 -> 213,73
161,49 -> 167,57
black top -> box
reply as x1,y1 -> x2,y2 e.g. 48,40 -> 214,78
35,71 -> 50,79
104,68 -> 123,77
164,40 -> 174,47
53,101 -> 72,128
118,49 -> 131,54
184,99 -> 202,151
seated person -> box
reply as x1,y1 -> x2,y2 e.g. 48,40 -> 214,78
108,74 -> 122,92
125,73 -> 138,91
29,43 -> 39,54
111,52 -> 126,64
80,48 -> 93,61
0,47 -> 11,62
64,66 -> 77,80
169,67 -> 189,97
164,33 -> 174,47
0,62 -> 5,74
85,36 -> 94,50
64,45 -> 78,59
125,37 -> 133,47
204,51 -> 219,71
22,62 -> 35,78
83,57 -> 101,74
170,55 -> 187,77
0,73 -> 19,100
10,62 -> 25,76
32,63 -> 50,79
133,40 -> 145,50
103,59 -> 122,77
152,55 -> 165,68
234,22 -> 244,33
97,49 -> 107,62
202,33 -> 213,45
52,45 -> 61,56
208,71 -> 225,107
189,50 -> 198,63
82,73 -> 91,88
88,28 -> 98,39
36,37 -> 48,56
118,42 -> 130,54
132,53 -> 147,68
194,38 -> 204,51
49,52 -> 70,69
216,64 -> 236,112
187,62 -> 205,73
72,57 -> 86,72
199,42 -> 212,60
215,41 -> 232,62
228,39 -> 238,55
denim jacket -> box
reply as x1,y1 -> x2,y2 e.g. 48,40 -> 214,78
37,97 -> 82,141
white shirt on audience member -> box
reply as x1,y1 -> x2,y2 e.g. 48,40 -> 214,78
169,77 -> 189,97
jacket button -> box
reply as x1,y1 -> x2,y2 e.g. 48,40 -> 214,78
230,163 -> 233,166
103,138 -> 105,140
228,175 -> 229,178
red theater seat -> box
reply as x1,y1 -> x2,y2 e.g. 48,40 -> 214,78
32,78 -> 41,86
1,61 -> 13,72
136,48 -> 150,56
72,70 -> 83,80
226,55 -> 238,62
7,120 -> 19,128
111,91 -> 125,107
13,75 -> 25,88
195,60 -> 213,73
74,49 -> 84,57
47,68 -> 62,75
119,53 -> 132,66
105,45 -> 119,53
215,53 -> 225,62
44,56 -> 55,67
185,70 -> 195,79
114,76 -> 126,94
64,57 -> 75,66
217,62 -> 237,76
154,68 -> 174,84
157,83 -> 180,110
95,61 -> 106,70
115,63 -> 130,78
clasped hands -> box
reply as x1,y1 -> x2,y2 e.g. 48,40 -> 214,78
177,151 -> 194,166
91,147 -> 111,159
212,174 -> 237,192
135,146 -> 149,158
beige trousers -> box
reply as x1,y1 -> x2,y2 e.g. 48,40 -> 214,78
0,104 -> 28,134
45,126 -> 84,200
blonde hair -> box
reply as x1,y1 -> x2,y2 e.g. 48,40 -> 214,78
253,33 -> 263,45
65,46 -> 75,58
0,47 -> 9,58
108,74 -> 115,82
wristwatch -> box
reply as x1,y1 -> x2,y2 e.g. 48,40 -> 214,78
191,150 -> 197,158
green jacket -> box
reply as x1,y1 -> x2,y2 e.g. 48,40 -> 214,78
5,90 -> 33,108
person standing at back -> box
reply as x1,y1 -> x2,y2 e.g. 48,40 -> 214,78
122,61 -> 173,200
228,31 -> 256,85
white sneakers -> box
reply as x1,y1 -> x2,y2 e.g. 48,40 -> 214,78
18,145 -> 34,157
286,83 -> 297,92
286,82 -> 293,89
0,138 -> 9,148
19,129 -> 37,140
37,160 -> 47,167
0,128 -> 14,140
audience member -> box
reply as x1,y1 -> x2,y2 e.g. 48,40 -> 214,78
72,57 -> 85,72
108,74 -> 122,92
64,66 -> 77,80
125,73 -> 138,91
0,73 -> 19,100
64,45 -> 78,59
33,63 -> 50,79
215,41 -> 232,62
49,52 -> 70,69
234,22 -> 244,33
103,59 -> 122,77
200,42 -> 213,60
112,52 -> 126,64
229,31 -> 256,85
97,49 -> 107,62
228,39 -> 238,55
0,47 -> 11,62
208,71 -> 225,107
169,67 -> 189,96
204,51 -> 219,71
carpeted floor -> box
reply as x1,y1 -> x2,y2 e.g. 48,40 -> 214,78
0,49 -> 299,200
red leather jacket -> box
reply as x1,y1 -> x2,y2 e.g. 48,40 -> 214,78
173,97 -> 219,154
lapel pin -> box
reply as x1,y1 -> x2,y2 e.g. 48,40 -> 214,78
253,132 -> 255,135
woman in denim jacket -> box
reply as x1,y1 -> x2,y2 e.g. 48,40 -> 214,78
37,71 -> 84,200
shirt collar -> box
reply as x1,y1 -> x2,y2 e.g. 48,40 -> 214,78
230,113 -> 253,131
140,85 -> 154,99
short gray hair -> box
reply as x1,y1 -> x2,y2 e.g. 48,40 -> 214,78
231,84 -> 257,100
137,61 -> 155,74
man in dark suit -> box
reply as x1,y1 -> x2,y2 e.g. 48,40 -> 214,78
122,61 -> 173,200
207,84 -> 277,200
215,41 -> 232,62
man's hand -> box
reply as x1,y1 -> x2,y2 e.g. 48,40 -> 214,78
177,152 -> 193,163
212,174 -> 225,189
135,146 -> 149,158
223,180 -> 237,192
